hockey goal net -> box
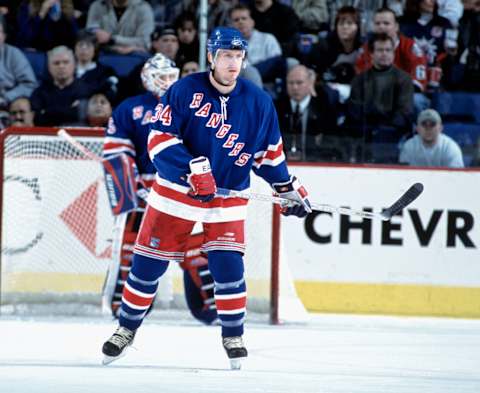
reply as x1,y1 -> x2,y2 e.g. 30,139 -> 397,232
0,127 -> 307,323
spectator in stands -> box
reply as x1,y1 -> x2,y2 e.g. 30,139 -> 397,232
149,0 -> 189,31
290,0 -> 329,33
8,96 -> 35,127
275,64 -> 338,161
174,11 -> 199,66
207,0 -> 235,32
230,4 -> 282,66
86,0 -> 154,54
249,0 -> 300,56
180,60 -> 199,77
327,0 -> 404,33
230,3 -> 285,87
160,0 -> 233,31
240,62 -> 264,88
72,0 -> 93,28
356,7 -> 428,92
301,6 -> 362,102
16,0 -> 79,51
74,30 -> 118,102
0,14 -> 37,128
346,33 -> 414,144
437,0 -> 464,27
399,0 -> 458,90
116,26 -> 181,100
0,0 -> 19,42
228,3 -> 276,86
399,108 -> 464,167
0,0 -> 11,13
86,92 -> 112,126
30,45 -> 90,126
356,7 -> 429,117
456,0 -> 480,91
150,25 -> 179,61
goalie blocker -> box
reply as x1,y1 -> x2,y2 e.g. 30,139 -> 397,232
102,153 -> 143,215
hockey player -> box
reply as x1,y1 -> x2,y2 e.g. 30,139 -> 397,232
101,27 -> 312,369
102,53 -> 218,326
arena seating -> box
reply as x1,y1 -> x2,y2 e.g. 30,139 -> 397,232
432,92 -> 480,124
98,52 -> 150,78
22,50 -> 151,81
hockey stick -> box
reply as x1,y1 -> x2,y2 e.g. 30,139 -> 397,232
216,182 -> 424,221
58,130 -> 424,220
57,129 -> 149,201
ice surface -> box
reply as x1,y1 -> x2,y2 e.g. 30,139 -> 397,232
1,312 -> 479,393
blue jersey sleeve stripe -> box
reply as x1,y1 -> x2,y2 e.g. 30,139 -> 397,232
148,134 -> 183,162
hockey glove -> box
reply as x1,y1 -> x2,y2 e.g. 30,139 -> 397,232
187,156 -> 217,202
272,175 -> 312,218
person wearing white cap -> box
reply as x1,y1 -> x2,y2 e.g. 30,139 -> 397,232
399,108 -> 464,167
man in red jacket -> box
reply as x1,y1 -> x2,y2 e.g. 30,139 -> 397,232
355,7 -> 428,92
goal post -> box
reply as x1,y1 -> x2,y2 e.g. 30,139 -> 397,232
0,126 -> 307,323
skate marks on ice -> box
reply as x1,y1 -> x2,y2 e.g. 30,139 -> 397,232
1,314 -> 480,393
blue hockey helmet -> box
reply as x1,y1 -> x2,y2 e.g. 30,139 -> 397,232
207,26 -> 248,55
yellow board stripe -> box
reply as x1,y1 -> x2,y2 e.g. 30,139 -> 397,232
295,281 -> 480,318
10,274 -> 478,319
3,273 -> 271,298
3,272 -> 104,293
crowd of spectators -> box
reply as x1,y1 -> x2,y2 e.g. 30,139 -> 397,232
0,0 -> 479,168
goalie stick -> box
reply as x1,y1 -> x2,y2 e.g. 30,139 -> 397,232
216,183 -> 424,221
58,128 -> 104,163
57,129 -> 149,201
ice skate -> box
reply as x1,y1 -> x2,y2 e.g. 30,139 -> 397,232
223,336 -> 248,370
102,326 -> 136,365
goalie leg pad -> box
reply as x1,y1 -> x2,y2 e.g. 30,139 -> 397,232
183,267 -> 218,325
103,210 -> 145,318
179,232 -> 218,324
115,211 -> 142,316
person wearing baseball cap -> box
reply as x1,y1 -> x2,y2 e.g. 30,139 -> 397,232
151,25 -> 179,62
399,109 -> 464,167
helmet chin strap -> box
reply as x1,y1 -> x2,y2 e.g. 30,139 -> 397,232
210,69 -> 235,87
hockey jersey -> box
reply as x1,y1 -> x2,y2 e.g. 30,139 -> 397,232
400,15 -> 456,65
104,91 -> 159,187
147,71 -> 289,223
355,34 -> 428,91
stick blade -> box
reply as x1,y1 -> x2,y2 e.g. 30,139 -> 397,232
381,183 -> 424,220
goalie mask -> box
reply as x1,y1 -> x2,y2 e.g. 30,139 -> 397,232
141,53 -> 180,97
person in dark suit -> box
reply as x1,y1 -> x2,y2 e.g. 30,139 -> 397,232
30,45 -> 91,126
275,64 -> 338,161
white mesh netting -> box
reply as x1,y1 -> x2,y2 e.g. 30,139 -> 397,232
1,130 -> 307,321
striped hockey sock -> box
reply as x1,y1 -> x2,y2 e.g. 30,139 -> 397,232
119,254 -> 169,331
208,250 -> 246,337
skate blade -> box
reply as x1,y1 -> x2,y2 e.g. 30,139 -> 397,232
102,349 -> 128,365
229,356 -> 246,370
